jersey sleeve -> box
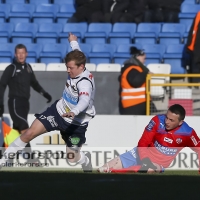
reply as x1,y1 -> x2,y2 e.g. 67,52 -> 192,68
70,79 -> 93,115
0,65 -> 14,105
70,41 -> 81,51
137,116 -> 159,160
186,130 -> 200,172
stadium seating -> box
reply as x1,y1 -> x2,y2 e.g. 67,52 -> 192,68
96,63 -> 121,72
88,44 -> 117,65
0,43 -> 15,62
59,23 -> 87,43
158,23 -> 186,44
113,44 -> 142,65
56,3 -> 76,24
8,3 -> 35,24
24,43 -> 43,63
183,22 -> 192,43
142,44 -> 166,65
182,0 -> 196,4
0,4 -> 10,22
179,4 -> 200,24
147,63 -> 171,100
0,63 -> 11,71
67,43 -> 92,58
46,63 -> 66,71
108,23 -> 136,44
163,44 -> 186,74
32,4 -> 59,24
0,22 -> 14,43
39,43 -> 68,64
134,23 -> 161,44
147,63 -> 171,81
84,23 -> 112,44
11,22 -> 38,43
29,0 -> 51,4
85,63 -> 96,71
53,0 -> 74,4
29,63 -> 46,71
35,23 -> 63,44
5,0 -> 26,3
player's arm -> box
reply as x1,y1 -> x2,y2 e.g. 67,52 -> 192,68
0,66 -> 14,115
68,32 -> 81,51
30,69 -> 52,103
137,116 -> 160,172
187,130 -> 200,173
62,79 -> 93,118
137,116 -> 158,159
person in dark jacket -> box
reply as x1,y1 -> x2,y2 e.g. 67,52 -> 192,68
119,47 -> 156,115
67,0 -> 102,23
0,44 -> 52,152
90,0 -> 130,24
119,0 -> 147,24
144,0 -> 183,22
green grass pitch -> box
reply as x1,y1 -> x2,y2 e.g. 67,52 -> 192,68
0,168 -> 200,199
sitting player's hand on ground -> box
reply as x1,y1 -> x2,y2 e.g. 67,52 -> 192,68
62,112 -> 75,119
147,163 -> 162,174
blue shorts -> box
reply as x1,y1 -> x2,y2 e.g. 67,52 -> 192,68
35,100 -> 88,147
119,147 -> 142,168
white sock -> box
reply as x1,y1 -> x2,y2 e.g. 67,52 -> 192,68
77,152 -> 88,165
0,137 -> 27,165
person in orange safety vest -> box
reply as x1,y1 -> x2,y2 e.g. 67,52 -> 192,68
119,46 -> 156,115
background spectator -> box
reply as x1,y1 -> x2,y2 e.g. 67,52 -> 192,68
119,47 -> 156,115
119,0 -> 147,24
67,0 -> 102,23
90,0 -> 130,24
144,0 -> 183,23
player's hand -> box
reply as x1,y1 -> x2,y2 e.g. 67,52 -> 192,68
138,157 -> 157,173
62,112 -> 75,119
68,32 -> 77,42
43,92 -> 52,103
147,163 -> 162,174
0,104 -> 4,117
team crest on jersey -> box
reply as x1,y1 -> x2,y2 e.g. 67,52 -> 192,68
176,138 -> 182,144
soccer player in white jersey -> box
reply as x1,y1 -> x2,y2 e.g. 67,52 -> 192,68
0,33 -> 96,172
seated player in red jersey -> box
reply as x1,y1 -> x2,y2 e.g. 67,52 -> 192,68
98,104 -> 200,173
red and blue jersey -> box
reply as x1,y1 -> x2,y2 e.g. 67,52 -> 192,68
138,114 -> 200,168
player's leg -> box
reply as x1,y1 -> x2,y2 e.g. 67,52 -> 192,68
61,124 -> 92,172
0,119 -> 47,166
98,156 -> 123,173
0,101 -> 61,167
98,147 -> 140,173
8,98 -> 32,160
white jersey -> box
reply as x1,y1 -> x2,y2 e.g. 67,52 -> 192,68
56,41 -> 96,125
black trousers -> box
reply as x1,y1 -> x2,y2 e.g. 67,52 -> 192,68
8,98 -> 32,157
8,98 -> 29,131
